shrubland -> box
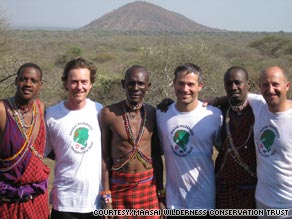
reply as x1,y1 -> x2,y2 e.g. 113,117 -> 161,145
1,21 -> 292,106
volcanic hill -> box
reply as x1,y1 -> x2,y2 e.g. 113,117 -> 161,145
79,1 -> 223,33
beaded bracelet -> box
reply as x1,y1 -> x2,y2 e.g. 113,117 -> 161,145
100,190 -> 112,204
100,190 -> 111,196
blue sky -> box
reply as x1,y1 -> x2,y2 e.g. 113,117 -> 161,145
1,0 -> 292,32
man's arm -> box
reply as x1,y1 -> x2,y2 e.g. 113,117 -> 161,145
0,101 -> 6,144
99,107 -> 114,215
151,109 -> 166,212
156,98 -> 174,112
203,96 -> 228,107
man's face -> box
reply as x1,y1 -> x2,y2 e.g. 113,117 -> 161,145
64,68 -> 92,105
259,67 -> 290,112
15,67 -> 42,101
173,71 -> 203,106
224,70 -> 249,105
122,68 -> 150,105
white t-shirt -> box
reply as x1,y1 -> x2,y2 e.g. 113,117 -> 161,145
156,101 -> 222,209
45,99 -> 103,213
248,93 -> 292,208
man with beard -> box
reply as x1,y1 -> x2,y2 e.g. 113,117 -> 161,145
99,65 -> 165,219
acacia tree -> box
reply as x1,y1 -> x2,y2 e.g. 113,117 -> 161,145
249,35 -> 290,58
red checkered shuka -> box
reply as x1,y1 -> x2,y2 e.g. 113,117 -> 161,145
111,169 -> 160,219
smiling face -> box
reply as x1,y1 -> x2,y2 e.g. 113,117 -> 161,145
224,68 -> 250,105
173,71 -> 203,111
63,68 -> 93,109
259,66 -> 290,112
15,66 -> 42,103
122,67 -> 150,105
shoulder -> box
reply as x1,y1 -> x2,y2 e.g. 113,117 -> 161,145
102,101 -> 121,112
35,98 -> 45,114
247,93 -> 266,108
144,103 -> 157,122
0,99 -> 5,111
247,93 -> 264,101
0,100 -> 6,117
203,102 -> 222,116
156,102 -> 174,116
0,100 -> 7,132
87,99 -> 103,110
99,101 -> 123,121
145,103 -> 156,114
45,101 -> 63,119
46,102 -> 62,112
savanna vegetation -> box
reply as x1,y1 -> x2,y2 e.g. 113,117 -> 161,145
1,11 -> 292,199
1,16 -> 292,107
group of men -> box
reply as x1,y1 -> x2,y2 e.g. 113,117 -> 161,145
0,57 -> 291,219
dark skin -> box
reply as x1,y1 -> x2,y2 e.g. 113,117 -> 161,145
99,67 -> 165,219
222,68 -> 251,126
0,66 -> 44,151
224,68 -> 250,106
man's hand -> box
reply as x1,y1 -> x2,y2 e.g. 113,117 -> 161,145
102,202 -> 114,219
156,98 -> 174,112
159,201 -> 167,219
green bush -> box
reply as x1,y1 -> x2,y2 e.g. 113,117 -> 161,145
249,35 -> 290,58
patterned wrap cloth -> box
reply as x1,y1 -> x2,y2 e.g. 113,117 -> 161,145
111,168 -> 160,219
215,104 -> 257,219
0,99 -> 50,219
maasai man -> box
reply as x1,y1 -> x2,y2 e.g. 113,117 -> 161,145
0,63 -> 49,219
215,66 -> 257,218
99,65 -> 165,219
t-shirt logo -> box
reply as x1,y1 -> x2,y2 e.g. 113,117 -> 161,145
74,127 -> 89,147
170,126 -> 193,156
70,122 -> 94,153
173,130 -> 190,153
257,126 -> 278,157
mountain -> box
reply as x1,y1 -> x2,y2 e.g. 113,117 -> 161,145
79,1 -> 223,33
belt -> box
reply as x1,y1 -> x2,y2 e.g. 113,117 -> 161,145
111,175 -> 154,185
0,194 -> 39,203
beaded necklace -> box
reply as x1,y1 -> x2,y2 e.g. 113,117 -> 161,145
9,97 -> 37,138
111,100 -> 148,170
0,98 -> 38,172
14,98 -> 34,114
225,106 -> 255,176
125,99 -> 143,111
229,98 -> 248,115
0,97 -> 37,162
123,101 -> 146,146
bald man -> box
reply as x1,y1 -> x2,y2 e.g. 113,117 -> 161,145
247,66 -> 292,218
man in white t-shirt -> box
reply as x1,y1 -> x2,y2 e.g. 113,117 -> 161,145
156,63 -> 222,218
247,66 -> 292,219
45,58 -> 102,219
